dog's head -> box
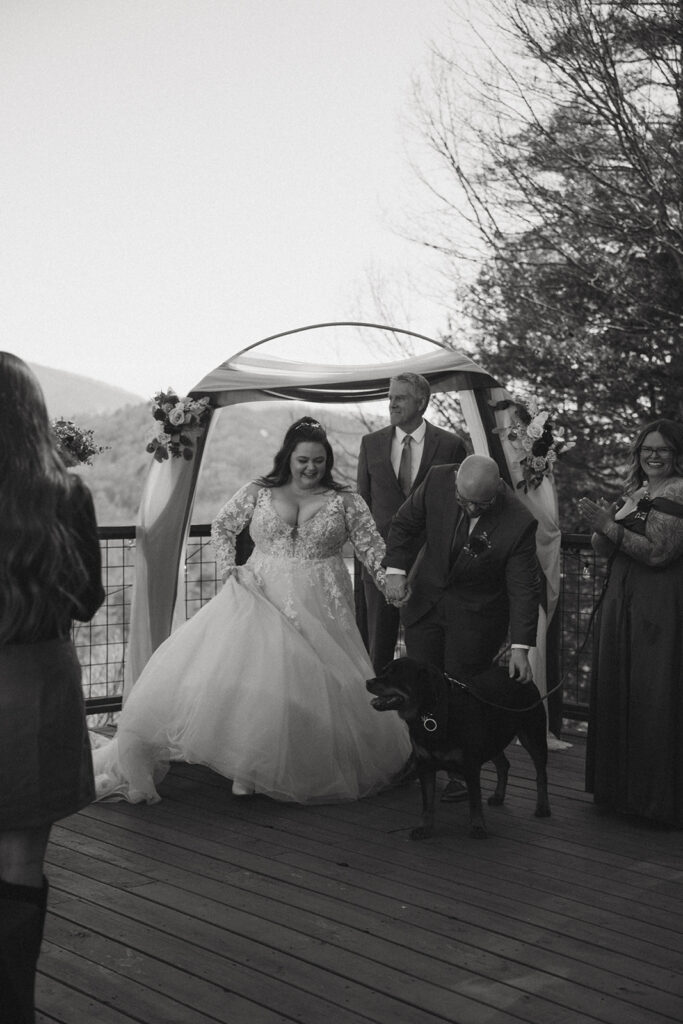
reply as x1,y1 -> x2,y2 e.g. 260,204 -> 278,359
366,658 -> 449,727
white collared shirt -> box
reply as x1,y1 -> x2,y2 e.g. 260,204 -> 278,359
391,420 -> 426,490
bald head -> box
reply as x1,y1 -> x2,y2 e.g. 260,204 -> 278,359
456,455 -> 501,506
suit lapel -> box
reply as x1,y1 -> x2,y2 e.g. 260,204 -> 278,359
413,422 -> 436,490
379,426 -> 403,498
447,504 -> 501,578
442,471 -> 460,552
380,426 -> 393,464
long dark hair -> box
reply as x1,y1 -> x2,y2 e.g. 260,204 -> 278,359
0,352 -> 89,642
256,416 -> 347,490
624,418 -> 683,492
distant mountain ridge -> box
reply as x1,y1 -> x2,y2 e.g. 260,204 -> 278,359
27,363 -> 385,526
30,362 -> 145,418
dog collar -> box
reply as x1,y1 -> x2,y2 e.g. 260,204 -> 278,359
420,713 -> 438,733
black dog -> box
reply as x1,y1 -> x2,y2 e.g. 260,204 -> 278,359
367,657 -> 551,839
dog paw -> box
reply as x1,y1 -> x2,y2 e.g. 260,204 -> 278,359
487,793 -> 505,806
534,805 -> 551,818
410,826 -> 434,841
469,824 -> 488,839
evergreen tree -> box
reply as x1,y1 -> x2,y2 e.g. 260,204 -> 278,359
414,0 -> 683,523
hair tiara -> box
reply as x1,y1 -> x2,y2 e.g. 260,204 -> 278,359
295,419 -> 323,431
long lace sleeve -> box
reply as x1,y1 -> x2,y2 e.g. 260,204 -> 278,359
342,491 -> 387,593
211,483 -> 259,581
602,479 -> 683,567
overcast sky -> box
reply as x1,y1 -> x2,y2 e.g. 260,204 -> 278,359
2,0 -> 497,398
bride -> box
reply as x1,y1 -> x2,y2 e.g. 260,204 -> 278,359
93,416 -> 411,804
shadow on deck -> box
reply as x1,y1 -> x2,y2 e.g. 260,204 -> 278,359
38,740 -> 683,1024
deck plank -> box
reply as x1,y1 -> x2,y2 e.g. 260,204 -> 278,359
39,739 -> 683,1024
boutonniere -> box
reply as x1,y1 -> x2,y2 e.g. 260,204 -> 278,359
464,531 -> 491,558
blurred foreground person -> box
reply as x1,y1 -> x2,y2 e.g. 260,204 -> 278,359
0,352 -> 104,1022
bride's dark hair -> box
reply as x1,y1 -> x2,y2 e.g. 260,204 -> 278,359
0,352 -> 91,642
257,415 -> 347,490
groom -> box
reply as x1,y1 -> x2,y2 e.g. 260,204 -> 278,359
356,372 -> 466,673
384,454 -> 540,800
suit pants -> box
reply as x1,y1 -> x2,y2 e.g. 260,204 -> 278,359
403,593 -> 507,679
363,579 -> 401,673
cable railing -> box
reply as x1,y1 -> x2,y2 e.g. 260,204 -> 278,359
79,526 -> 605,726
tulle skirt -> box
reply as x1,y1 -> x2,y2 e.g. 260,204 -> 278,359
93,557 -> 410,804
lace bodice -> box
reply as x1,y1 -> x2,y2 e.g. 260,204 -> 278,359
211,484 -> 386,588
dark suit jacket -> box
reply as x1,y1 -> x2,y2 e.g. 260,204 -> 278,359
357,421 -> 466,584
384,464 -> 540,645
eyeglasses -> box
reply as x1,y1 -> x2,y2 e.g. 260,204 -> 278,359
455,486 -> 498,513
640,446 -> 675,457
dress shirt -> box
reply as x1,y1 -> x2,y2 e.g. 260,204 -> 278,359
391,421 -> 426,490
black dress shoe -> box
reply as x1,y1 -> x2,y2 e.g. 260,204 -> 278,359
441,778 -> 468,802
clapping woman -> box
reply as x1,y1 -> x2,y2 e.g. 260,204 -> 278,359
0,353 -> 104,1022
579,419 -> 683,826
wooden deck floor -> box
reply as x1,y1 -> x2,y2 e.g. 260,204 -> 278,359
37,738 -> 683,1024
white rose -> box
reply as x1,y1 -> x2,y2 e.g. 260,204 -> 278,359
168,406 -> 186,427
526,411 -> 549,439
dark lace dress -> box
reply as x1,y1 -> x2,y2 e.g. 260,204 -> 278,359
586,494 -> 683,825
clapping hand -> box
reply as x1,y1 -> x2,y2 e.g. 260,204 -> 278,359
577,496 -> 615,534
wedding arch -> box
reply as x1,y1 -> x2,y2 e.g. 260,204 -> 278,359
125,323 -> 561,705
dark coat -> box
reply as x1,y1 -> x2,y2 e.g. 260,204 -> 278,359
384,463 -> 540,646
357,420 -> 466,541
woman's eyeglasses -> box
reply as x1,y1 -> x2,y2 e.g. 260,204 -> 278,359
640,446 -> 675,457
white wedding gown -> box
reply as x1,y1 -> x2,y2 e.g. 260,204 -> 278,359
92,485 -> 411,804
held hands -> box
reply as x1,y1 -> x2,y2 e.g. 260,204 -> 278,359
508,649 -> 533,683
577,496 -> 616,535
384,574 -> 411,607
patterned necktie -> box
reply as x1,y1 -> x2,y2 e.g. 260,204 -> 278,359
450,508 -> 470,560
397,434 -> 413,496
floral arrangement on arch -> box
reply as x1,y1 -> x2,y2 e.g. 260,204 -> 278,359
491,397 -> 574,492
52,419 -> 109,467
146,389 -> 212,462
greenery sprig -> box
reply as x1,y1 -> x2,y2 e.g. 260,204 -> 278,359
52,419 -> 109,467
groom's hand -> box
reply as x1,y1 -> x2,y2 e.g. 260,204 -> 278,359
508,649 -> 533,683
385,574 -> 407,606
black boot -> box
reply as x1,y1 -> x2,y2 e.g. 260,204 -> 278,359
0,876 -> 49,1024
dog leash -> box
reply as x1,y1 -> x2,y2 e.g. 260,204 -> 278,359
449,550 -> 616,716
440,670 -> 562,714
